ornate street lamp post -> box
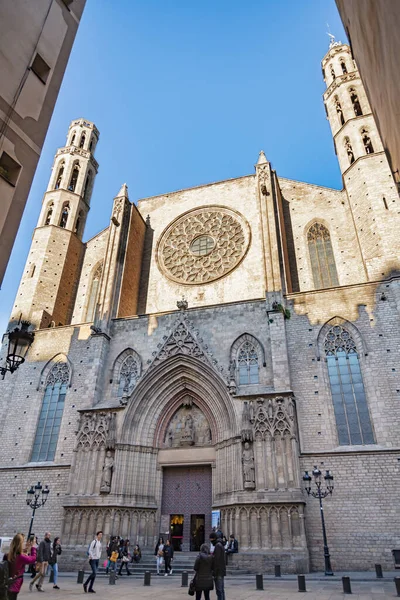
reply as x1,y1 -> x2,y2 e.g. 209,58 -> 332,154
0,321 -> 34,379
303,466 -> 334,576
26,482 -> 50,539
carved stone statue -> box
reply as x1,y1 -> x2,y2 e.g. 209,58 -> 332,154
100,450 -> 114,493
181,414 -> 195,445
242,442 -> 255,489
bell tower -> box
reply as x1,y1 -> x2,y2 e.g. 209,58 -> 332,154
323,39 -> 400,280
10,119 -> 99,330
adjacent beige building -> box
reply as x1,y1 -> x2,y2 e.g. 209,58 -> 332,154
0,0 -> 86,286
1,42 -> 400,573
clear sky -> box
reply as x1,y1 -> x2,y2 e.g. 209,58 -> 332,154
0,0 -> 346,333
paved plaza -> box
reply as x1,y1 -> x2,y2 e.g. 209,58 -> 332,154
18,573 -> 400,600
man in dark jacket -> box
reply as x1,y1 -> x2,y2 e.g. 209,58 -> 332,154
163,539 -> 174,576
226,534 -> 238,554
210,532 -> 226,600
29,532 -> 52,591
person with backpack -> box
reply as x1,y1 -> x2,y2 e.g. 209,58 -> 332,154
4,533 -> 37,600
29,532 -> 52,592
83,531 -> 103,593
48,537 -> 62,590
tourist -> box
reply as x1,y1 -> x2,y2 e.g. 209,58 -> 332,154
5,534 -> 37,600
163,539 -> 174,576
29,532 -> 52,592
118,539 -> 131,576
209,531 -> 226,600
154,537 -> 164,575
193,543 -> 214,600
48,537 -> 62,589
132,544 -> 141,563
83,531 -> 103,593
226,534 -> 238,555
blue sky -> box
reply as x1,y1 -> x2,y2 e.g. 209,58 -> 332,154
0,0 -> 346,332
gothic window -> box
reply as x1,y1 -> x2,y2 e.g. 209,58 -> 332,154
75,210 -> 83,235
54,162 -> 64,189
307,223 -> 339,289
89,138 -> 93,152
334,95 -> 345,126
330,65 -> 335,80
340,59 -> 347,74
59,202 -> 70,228
349,87 -> 363,116
44,202 -> 54,226
70,131 -> 76,146
344,137 -> 355,165
361,128 -> 374,154
325,325 -> 374,445
79,132 -> 86,148
117,355 -> 139,397
83,171 -> 92,201
237,340 -> 259,385
68,163 -> 79,192
31,363 -> 69,462
85,262 -> 103,322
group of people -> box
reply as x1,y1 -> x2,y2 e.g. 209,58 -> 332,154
192,530 -> 238,600
2,532 -> 62,599
154,538 -> 174,576
105,536 -> 141,576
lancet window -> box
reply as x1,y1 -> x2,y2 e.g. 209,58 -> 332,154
54,162 -> 64,190
79,132 -> 86,148
349,87 -> 363,116
85,262 -> 103,322
340,59 -> 347,74
117,355 -> 139,397
361,128 -> 374,154
68,162 -> 80,192
330,65 -> 335,80
83,171 -> 92,201
75,210 -> 83,235
237,340 -> 259,385
324,325 -> 374,445
334,96 -> 345,126
307,223 -> 339,289
344,137 -> 355,165
59,202 -> 70,228
31,362 -> 69,462
70,131 -> 76,145
44,202 -> 54,226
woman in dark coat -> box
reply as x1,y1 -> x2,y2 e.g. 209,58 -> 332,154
193,543 -> 214,600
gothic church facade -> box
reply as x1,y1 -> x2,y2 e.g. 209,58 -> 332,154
1,42 -> 400,572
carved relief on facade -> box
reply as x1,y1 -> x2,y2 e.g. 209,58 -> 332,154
242,442 -> 255,489
75,411 -> 116,451
253,396 -> 296,441
164,403 -> 212,448
156,206 -> 251,285
100,450 -> 114,493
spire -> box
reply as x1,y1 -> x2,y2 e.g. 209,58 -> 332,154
326,31 -> 341,49
116,183 -> 129,199
256,150 -> 268,165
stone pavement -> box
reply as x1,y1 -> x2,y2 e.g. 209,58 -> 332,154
18,573 -> 400,599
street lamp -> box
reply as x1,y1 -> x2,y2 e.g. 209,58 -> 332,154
1,321 -> 34,379
26,482 -> 50,539
303,465 -> 334,576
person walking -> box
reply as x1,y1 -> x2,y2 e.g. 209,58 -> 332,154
48,537 -> 62,590
154,537 -> 164,575
209,531 -> 226,600
193,543 -> 214,600
163,539 -> 174,576
6,534 -> 37,600
118,540 -> 131,576
83,531 -> 103,593
29,532 -> 52,592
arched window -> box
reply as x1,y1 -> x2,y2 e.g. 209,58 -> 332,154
325,324 -> 374,445
44,202 -> 54,226
75,210 -> 83,235
117,355 -> 139,397
70,131 -> 76,145
68,163 -> 79,192
307,223 -> 339,289
237,340 -> 259,385
334,96 -> 345,126
85,262 -> 103,322
344,137 -> 355,165
59,202 -> 69,228
31,362 -> 69,462
79,132 -> 86,148
361,128 -> 374,154
54,162 -> 64,190
340,59 -> 347,74
83,171 -> 92,201
89,138 -> 93,152
330,65 -> 335,80
349,87 -> 362,116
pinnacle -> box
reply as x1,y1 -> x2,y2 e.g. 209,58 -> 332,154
257,150 -> 268,165
116,183 -> 129,199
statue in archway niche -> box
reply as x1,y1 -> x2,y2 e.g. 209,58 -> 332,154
242,441 -> 255,489
164,404 -> 212,448
100,450 -> 114,493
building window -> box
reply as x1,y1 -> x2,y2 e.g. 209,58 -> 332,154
117,355 -> 139,397
349,87 -> 362,116
0,152 -> 21,186
237,340 -> 259,385
83,171 -> 92,201
55,162 -> 64,189
75,210 -> 83,235
330,65 -> 335,80
344,137 -> 355,165
325,325 -> 374,445
31,53 -> 51,84
79,132 -> 86,149
307,223 -> 339,289
190,235 -> 215,256
68,163 -> 79,192
44,202 -> 54,226
70,131 -> 76,146
361,128 -> 374,154
334,96 -> 345,126
340,60 -> 347,74
31,363 -> 69,462
85,262 -> 103,322
59,203 -> 70,228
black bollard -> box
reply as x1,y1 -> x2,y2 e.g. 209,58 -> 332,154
109,571 -> 116,585
342,576 -> 352,594
375,564 -> 383,579
144,571 -> 151,586
49,570 -> 54,584
77,570 -> 85,584
256,574 -> 264,590
181,571 -> 188,587
394,577 -> 400,597
275,564 -> 281,577
298,574 -> 306,592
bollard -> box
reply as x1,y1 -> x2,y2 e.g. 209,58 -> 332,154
256,574 -> 264,590
275,564 -> 281,578
375,564 -> 383,579
297,574 -> 306,592
49,569 -> 54,584
394,577 -> 400,597
109,571 -> 116,585
342,576 -> 352,594
77,570 -> 85,584
144,571 -> 151,586
181,571 -> 189,587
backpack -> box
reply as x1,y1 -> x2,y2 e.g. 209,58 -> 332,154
0,561 -> 10,600
86,540 -> 95,557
